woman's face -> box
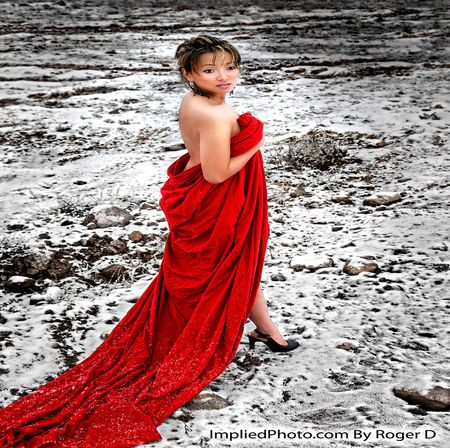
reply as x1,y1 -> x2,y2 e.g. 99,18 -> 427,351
183,51 -> 240,97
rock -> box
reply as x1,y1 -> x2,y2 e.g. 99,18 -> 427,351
270,273 -> 286,281
86,222 -> 97,230
5,276 -> 35,292
332,196 -> 355,205
47,250 -> 73,280
336,342 -> 360,353
433,263 -> 449,272
302,329 -> 315,339
30,296 -> 45,305
291,254 -> 334,272
83,206 -> 133,228
6,223 -> 27,231
0,331 -> 12,342
401,340 -> 429,351
362,192 -> 402,207
310,67 -> 328,75
407,407 -> 428,416
327,371 -> 371,391
163,143 -> 186,152
129,231 -> 143,242
176,412 -> 194,422
366,138 -> 386,148
430,242 -> 448,252
233,353 -> 264,369
290,185 -> 310,197
97,264 -> 129,282
104,240 -> 127,255
30,287 -> 63,305
134,250 -> 155,262
272,213 -> 285,223
343,257 -> 380,275
417,332 -> 436,338
82,234 -> 127,262
393,386 -> 450,411
432,134 -> 444,146
183,393 -> 232,411
12,254 -> 49,278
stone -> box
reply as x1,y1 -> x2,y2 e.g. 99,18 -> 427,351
0,331 -> 12,341
393,386 -> 450,412
163,143 -> 186,152
232,353 -> 264,369
129,230 -> 143,242
362,192 -> 402,207
82,234 -> 127,262
327,370 -> 371,391
343,258 -> 380,275
291,254 -> 334,272
290,185 -> 310,197
270,273 -> 286,281
97,264 -> 129,282
5,276 -> 35,292
12,254 -> 49,278
47,250 -> 73,280
6,223 -> 27,231
272,213 -> 285,223
401,340 -> 429,351
183,393 -> 232,411
83,206 -> 133,228
104,240 -> 127,255
332,196 -> 355,205
336,342 -> 360,353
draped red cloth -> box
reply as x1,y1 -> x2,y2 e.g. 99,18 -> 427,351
0,112 -> 269,447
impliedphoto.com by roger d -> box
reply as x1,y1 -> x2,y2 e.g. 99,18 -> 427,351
207,427 -> 439,443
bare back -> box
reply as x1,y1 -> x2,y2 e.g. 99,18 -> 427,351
178,92 -> 242,172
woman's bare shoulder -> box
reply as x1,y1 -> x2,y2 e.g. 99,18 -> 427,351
179,94 -> 230,126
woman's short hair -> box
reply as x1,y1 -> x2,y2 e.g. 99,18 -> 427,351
175,34 -> 241,98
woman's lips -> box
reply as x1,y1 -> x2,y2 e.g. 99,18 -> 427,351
217,83 -> 231,88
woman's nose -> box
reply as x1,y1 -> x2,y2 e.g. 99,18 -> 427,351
217,68 -> 229,80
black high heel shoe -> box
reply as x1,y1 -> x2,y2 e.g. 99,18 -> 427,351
247,328 -> 300,353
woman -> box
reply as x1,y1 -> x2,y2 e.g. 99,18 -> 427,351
0,35 -> 298,447
175,34 -> 299,352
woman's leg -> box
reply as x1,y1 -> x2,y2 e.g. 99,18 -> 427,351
248,285 -> 288,346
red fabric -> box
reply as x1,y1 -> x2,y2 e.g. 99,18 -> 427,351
0,112 -> 269,447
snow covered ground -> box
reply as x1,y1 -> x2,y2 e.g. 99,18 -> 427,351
0,1 -> 449,447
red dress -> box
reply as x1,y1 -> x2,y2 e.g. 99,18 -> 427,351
0,112 -> 269,447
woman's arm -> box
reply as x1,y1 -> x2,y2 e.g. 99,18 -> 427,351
197,111 -> 264,184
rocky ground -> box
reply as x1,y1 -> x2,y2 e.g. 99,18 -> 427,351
0,1 -> 449,447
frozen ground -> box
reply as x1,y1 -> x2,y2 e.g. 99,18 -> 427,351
0,1 -> 449,447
